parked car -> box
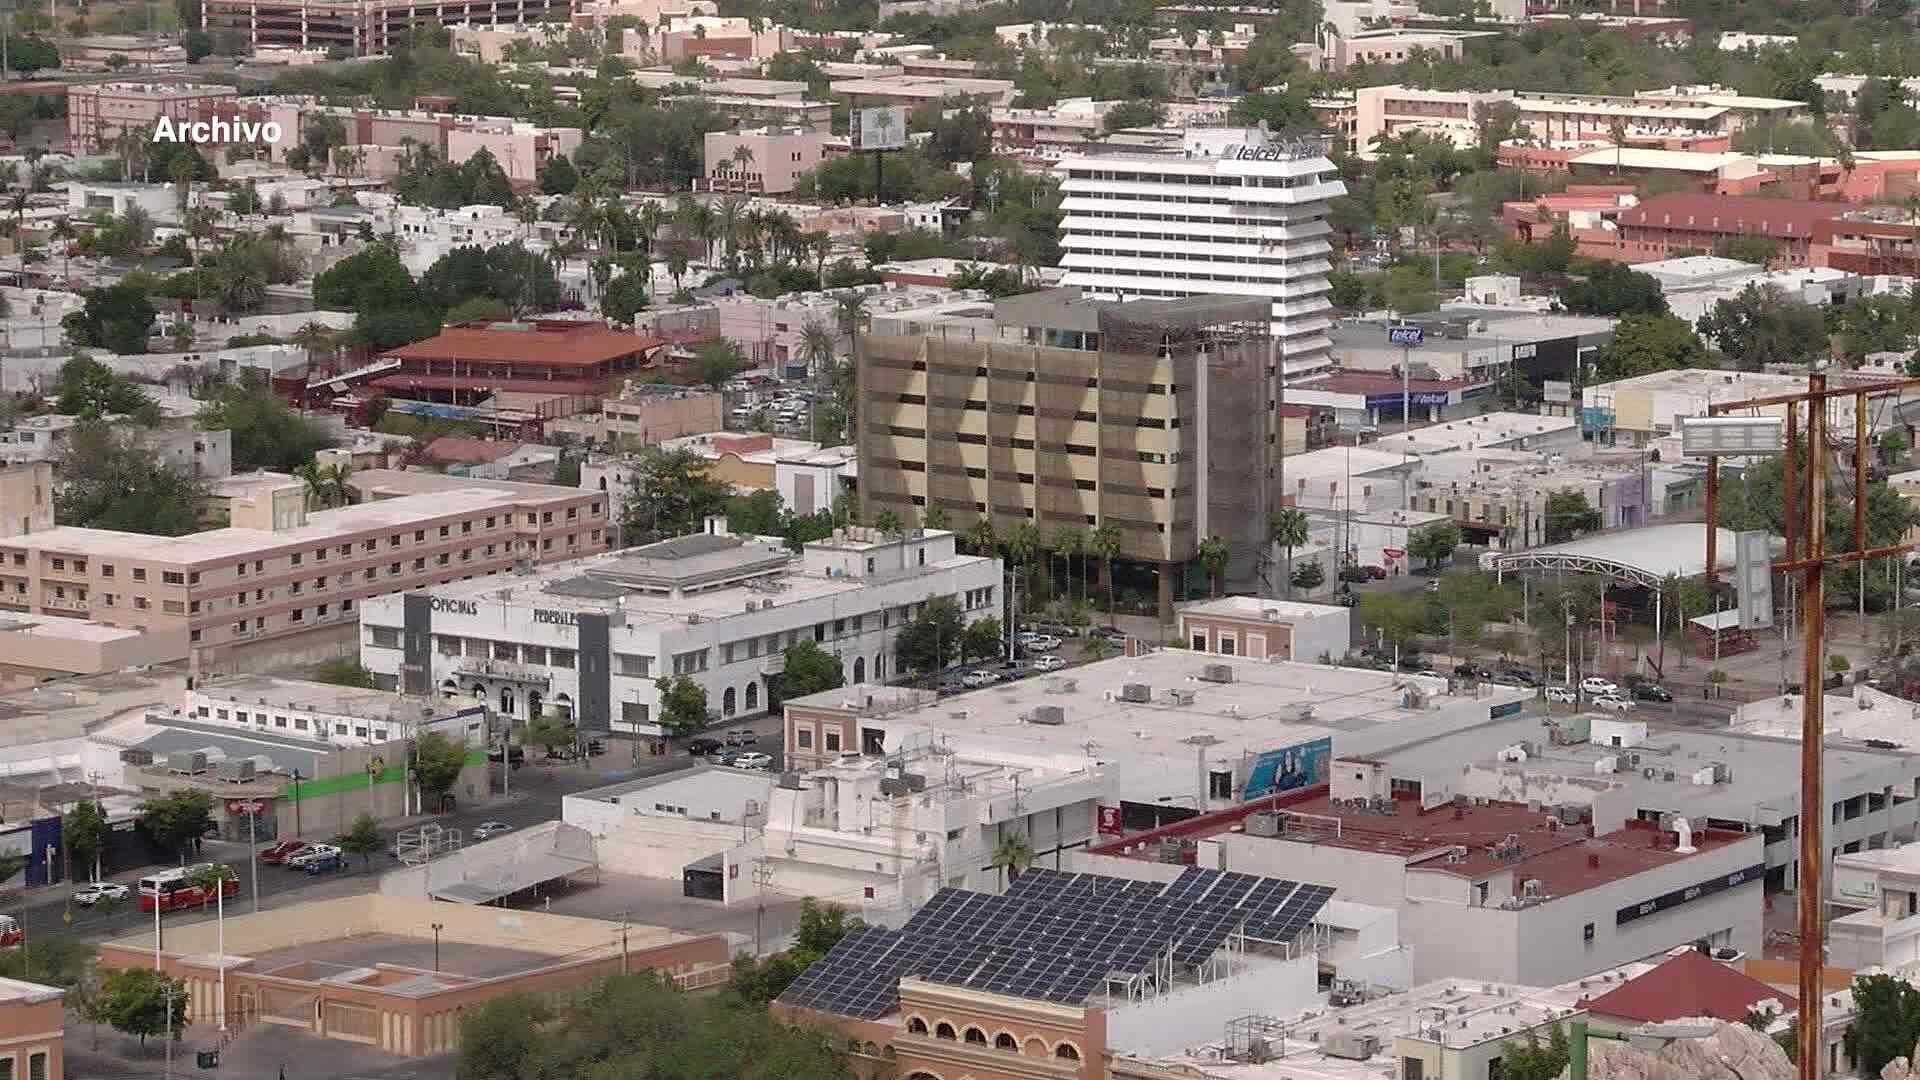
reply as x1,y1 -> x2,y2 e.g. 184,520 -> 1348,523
1032,655 -> 1068,672
1632,683 -> 1674,702
1592,694 -> 1636,713
937,676 -> 968,695
724,729 -> 759,747
473,821 -> 514,840
1397,654 -> 1434,673
1019,633 -> 1062,652
287,843 -> 341,868
685,737 -> 725,757
962,669 -> 999,688
732,752 -> 774,770
1579,677 -> 1619,696
1489,673 -> 1529,688
1499,668 -> 1540,687
1023,622 -> 1080,639
304,852 -> 347,875
1088,626 -> 1127,643
72,882 -> 129,906
996,660 -> 1033,680
1363,565 -> 1388,580
1545,686 -> 1578,704
259,839 -> 311,865
1453,663 -> 1494,680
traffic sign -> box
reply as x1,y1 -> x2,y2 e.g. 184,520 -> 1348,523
1388,325 -> 1425,348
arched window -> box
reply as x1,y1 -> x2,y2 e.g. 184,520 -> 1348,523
598,477 -> 608,490
934,1023 -> 956,1041
723,687 -> 737,716
964,1028 -> 988,1045
907,1017 -> 928,1035
1056,1043 -> 1081,1061
995,1033 -> 1018,1051
746,681 -> 759,710
853,656 -> 866,682
499,688 -> 515,716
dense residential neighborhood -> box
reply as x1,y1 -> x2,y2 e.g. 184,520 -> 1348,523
0,0 -> 1917,1076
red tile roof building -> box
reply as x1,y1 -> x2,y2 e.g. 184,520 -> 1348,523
377,320 -> 664,404
1614,193 -> 1846,267
1582,947 -> 1795,1025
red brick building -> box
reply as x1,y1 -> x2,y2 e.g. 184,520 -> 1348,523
1613,193 -> 1846,266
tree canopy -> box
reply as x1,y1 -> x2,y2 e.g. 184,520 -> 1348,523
1696,284 -> 1829,369
54,355 -> 155,419
618,447 -> 734,546
55,423 -> 206,536
61,283 -> 157,354
196,373 -> 335,472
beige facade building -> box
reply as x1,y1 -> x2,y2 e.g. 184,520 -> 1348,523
858,289 -> 1281,615
702,127 -> 828,195
0,470 -> 608,677
66,81 -> 239,154
0,979 -> 62,1080
0,463 -> 51,539
201,0 -> 566,54
601,386 -> 724,445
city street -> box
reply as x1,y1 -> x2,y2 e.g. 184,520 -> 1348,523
7,726 -> 785,951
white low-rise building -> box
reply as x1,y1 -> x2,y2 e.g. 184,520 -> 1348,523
360,526 -> 1001,736
178,674 -> 487,749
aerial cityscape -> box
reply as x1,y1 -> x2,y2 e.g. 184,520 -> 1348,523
0,0 -> 1913,1076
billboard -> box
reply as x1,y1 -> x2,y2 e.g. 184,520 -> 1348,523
851,105 -> 908,151
1241,736 -> 1332,800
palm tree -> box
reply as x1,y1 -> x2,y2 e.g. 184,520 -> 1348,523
990,831 -> 1033,889
833,291 -> 869,355
49,217 -> 75,283
637,199 -> 665,261
1269,508 -> 1310,598
296,461 -> 330,512
1198,534 -> 1231,599
1089,523 -> 1122,620
325,462 -> 355,507
806,230 -> 832,282
730,143 -> 755,184
1607,116 -> 1628,175
1053,524 -> 1086,605
291,322 -> 335,369
1007,521 -> 1041,607
965,516 -> 996,556
715,196 -> 745,273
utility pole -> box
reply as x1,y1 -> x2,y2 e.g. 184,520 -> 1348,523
1699,371 -> 1920,1080
752,861 -> 775,955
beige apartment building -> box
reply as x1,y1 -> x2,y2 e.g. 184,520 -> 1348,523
66,81 -> 239,154
0,463 -> 51,539
0,979 -> 62,1080
858,288 -> 1278,617
201,0 -> 567,54
601,386 -> 724,445
0,470 -> 608,677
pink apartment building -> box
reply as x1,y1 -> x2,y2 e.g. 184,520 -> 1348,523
209,97 -> 580,184
66,81 -> 239,153
0,470 -> 609,677
703,127 -> 827,195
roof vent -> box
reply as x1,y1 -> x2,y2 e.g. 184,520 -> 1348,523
1119,683 -> 1151,703
1197,663 -> 1235,684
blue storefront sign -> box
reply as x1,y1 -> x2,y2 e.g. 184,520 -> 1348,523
1388,325 -> 1425,347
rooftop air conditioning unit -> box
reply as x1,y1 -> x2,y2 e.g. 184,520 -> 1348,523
1120,683 -> 1152,703
1030,705 -> 1066,725
218,759 -> 255,783
166,751 -> 208,775
1322,1032 -> 1380,1061
1245,812 -> 1281,837
119,748 -> 154,766
1198,663 -> 1235,683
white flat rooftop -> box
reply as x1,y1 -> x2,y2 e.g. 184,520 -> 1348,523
192,674 -> 445,721
1493,523 -> 1740,582
1732,685 -> 1917,747
1375,413 -> 1578,455
795,653 -> 1527,769
1176,597 -> 1349,621
0,612 -> 145,643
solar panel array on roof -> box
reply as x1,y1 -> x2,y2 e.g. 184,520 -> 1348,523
778,866 -> 1336,1019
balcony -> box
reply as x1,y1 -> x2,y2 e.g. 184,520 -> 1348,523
454,656 -> 552,687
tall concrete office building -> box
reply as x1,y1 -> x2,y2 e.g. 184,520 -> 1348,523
859,290 -> 1278,617
1057,127 -> 1346,378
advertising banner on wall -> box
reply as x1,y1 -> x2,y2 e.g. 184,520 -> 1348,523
1242,736 -> 1332,800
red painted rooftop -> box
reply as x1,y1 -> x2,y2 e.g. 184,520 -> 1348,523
382,320 -> 663,368
1582,947 -> 1796,1024
1617,192 -> 1847,237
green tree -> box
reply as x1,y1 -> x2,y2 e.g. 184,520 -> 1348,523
55,424 -> 205,536
1846,973 -> 1920,1079
53,355 -> 152,418
1089,523 -> 1123,618
1499,1025 -> 1571,1080
197,372 -> 333,471
1593,313 -> 1711,381
1198,534 -> 1231,598
521,714 -> 576,756
726,488 -> 783,536
1719,234 -> 1780,266
618,446 -> 734,545
99,967 -> 188,1048
136,789 -> 215,864
337,812 -> 382,869
990,831 -> 1033,888
538,154 -> 579,195
64,799 -> 109,883
1696,284 -> 1829,370
1102,98 -> 1166,132
61,283 -> 157,354
962,615 -> 1003,662
1292,561 -> 1325,591
314,240 -> 417,311
695,337 -> 745,390
1557,262 -> 1668,317
1359,591 -> 1429,654
412,732 -> 469,805
654,676 -> 709,736
896,598 -> 965,673
600,272 -> 649,325
456,993 -> 555,1080
780,640 -> 844,696
1545,490 -> 1602,543
419,243 -> 562,320
1407,520 -> 1462,571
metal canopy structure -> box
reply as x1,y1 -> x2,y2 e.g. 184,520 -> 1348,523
1491,524 -> 1743,590
424,822 -> 596,906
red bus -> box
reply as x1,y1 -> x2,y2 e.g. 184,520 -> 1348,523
137,865 -> 239,912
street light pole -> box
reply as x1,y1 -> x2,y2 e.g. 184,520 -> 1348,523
431,921 -> 443,971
